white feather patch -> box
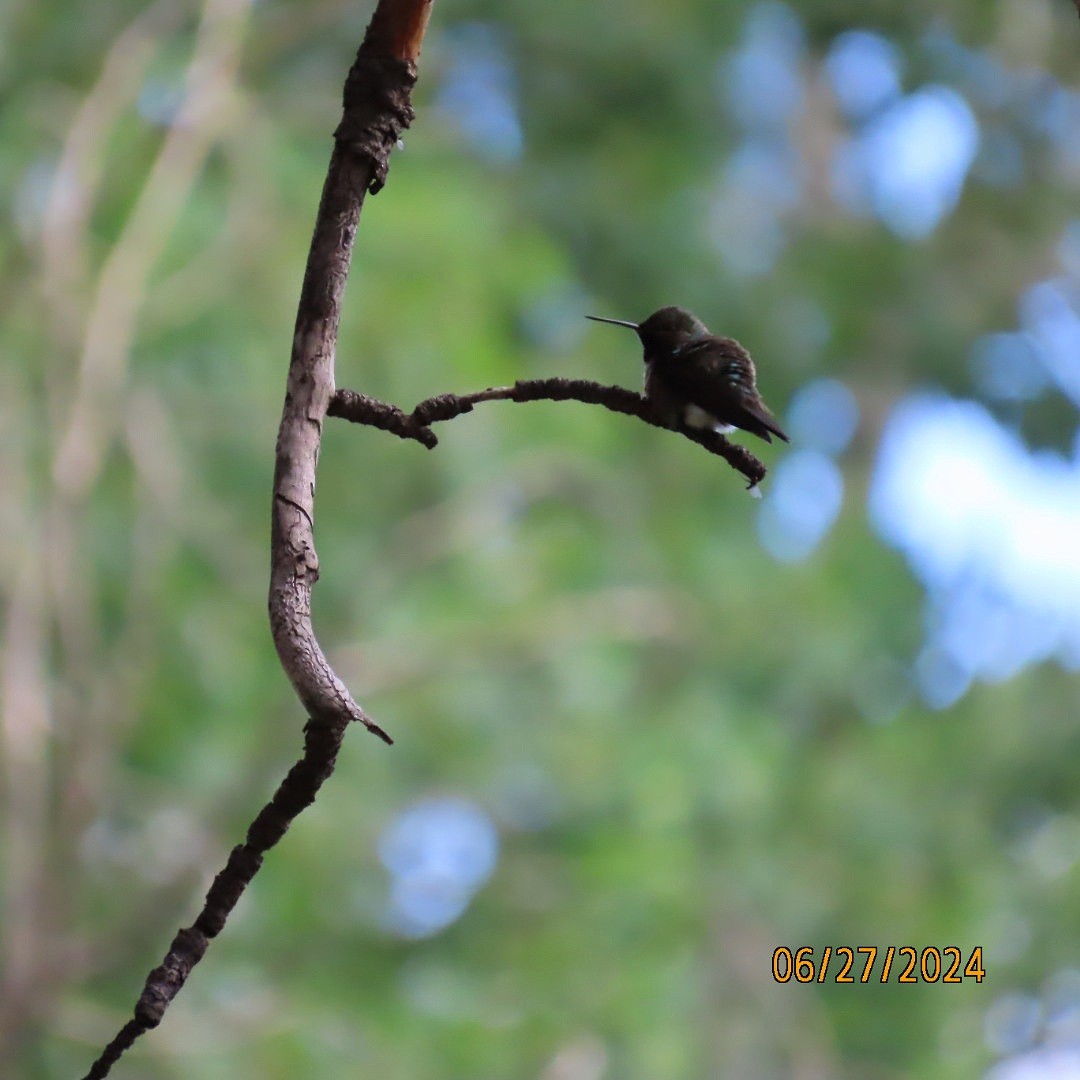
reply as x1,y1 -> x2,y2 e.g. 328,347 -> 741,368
683,404 -> 717,429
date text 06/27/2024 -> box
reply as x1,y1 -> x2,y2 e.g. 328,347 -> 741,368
772,946 -> 986,985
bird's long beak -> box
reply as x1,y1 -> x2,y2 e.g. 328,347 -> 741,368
586,315 -> 639,330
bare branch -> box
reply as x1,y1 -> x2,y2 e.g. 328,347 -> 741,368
328,378 -> 768,486
79,2 -> 432,1075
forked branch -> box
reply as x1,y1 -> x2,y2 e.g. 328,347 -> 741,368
80,0 -> 764,1072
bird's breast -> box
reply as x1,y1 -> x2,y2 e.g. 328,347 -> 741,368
643,362 -> 683,427
645,363 -> 724,430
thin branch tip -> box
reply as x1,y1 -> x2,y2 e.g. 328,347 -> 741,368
369,723 -> 394,745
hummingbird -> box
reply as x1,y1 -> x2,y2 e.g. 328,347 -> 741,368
586,306 -> 789,444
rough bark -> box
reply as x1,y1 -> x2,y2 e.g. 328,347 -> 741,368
79,3 -> 432,1076
329,379 -> 769,488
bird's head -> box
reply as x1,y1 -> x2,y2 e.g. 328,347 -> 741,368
586,305 -> 709,359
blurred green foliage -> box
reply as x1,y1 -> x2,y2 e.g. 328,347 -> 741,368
2,0 -> 1080,1078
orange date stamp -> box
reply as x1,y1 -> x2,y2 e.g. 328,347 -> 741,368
771,946 -> 985,984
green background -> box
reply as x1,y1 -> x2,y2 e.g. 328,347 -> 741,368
2,0 -> 1078,1077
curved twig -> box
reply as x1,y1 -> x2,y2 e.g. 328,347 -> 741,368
79,3 -> 432,1076
328,378 -> 768,488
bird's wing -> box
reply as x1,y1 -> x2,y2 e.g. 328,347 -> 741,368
659,336 -> 789,443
